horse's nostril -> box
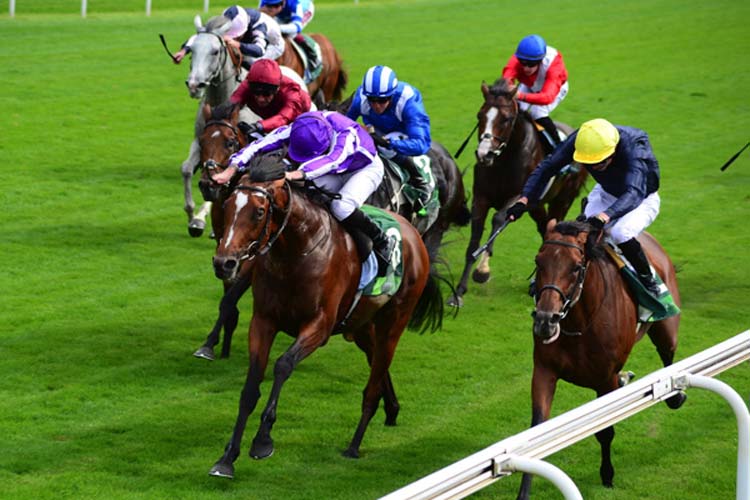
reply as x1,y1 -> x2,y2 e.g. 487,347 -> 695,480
197,82 -> 207,89
222,259 -> 237,271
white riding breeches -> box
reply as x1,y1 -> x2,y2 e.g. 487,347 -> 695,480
311,156 -> 384,220
584,183 -> 660,244
518,81 -> 569,120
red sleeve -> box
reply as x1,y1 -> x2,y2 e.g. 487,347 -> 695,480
501,56 -> 522,81
258,81 -> 311,131
517,54 -> 568,105
230,79 -> 250,105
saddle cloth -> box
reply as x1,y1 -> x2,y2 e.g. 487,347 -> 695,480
358,205 -> 403,297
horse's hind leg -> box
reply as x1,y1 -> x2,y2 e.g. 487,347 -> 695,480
648,318 -> 687,409
448,198 -> 491,307
182,139 -> 201,229
353,329 -> 400,426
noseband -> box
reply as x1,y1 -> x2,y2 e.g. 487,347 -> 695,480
478,97 -> 519,159
231,182 -> 293,263
535,239 -> 587,321
200,119 -> 241,174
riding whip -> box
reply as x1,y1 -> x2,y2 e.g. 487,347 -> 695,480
471,219 -> 510,261
720,141 -> 749,171
454,123 -> 478,159
159,34 -> 179,63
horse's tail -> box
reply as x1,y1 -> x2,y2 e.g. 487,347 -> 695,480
454,193 -> 472,227
408,268 -> 456,334
332,63 -> 348,102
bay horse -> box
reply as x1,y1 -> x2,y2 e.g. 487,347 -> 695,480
191,102 -> 252,361
277,33 -> 348,105
517,219 -> 686,499
207,158 -> 445,479
448,78 -> 588,307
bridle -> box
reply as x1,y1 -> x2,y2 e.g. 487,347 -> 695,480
230,181 -> 293,263
192,32 -> 243,88
534,239 -> 587,321
199,119 -> 241,174
478,96 -> 519,159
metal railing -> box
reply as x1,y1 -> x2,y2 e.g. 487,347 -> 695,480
382,330 -> 750,500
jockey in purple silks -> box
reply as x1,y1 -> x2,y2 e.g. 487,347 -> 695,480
212,110 -> 396,273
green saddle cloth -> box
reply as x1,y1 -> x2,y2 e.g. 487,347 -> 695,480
360,205 -> 403,297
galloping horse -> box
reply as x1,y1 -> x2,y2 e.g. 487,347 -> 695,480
179,15 -> 249,238
449,78 -> 588,307
191,103 -> 251,361
207,158 -> 445,479
517,219 -> 686,499
277,33 -> 348,105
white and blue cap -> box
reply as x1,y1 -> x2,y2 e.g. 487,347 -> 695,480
223,6 -> 249,39
362,65 -> 398,98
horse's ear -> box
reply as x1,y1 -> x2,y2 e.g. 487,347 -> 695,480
481,81 -> 489,97
508,80 -> 519,98
202,103 -> 212,121
230,103 -> 240,122
546,218 -> 557,234
194,14 -> 203,30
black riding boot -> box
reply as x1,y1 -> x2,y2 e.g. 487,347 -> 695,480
536,116 -> 561,151
394,154 -> 430,213
618,238 -> 661,296
341,208 -> 396,275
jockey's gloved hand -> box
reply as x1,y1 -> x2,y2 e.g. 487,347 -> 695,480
370,133 -> 390,148
238,121 -> 261,137
586,216 -> 606,231
506,202 -> 527,221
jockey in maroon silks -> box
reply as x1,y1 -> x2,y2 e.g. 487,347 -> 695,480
229,59 -> 312,137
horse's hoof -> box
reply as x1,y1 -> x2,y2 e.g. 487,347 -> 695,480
446,294 -> 464,308
188,219 -> 206,238
342,447 -> 360,459
208,461 -> 234,479
617,370 -> 635,387
193,346 -> 215,361
472,269 -> 490,284
384,416 -> 398,427
666,391 -> 687,410
249,436 -> 274,459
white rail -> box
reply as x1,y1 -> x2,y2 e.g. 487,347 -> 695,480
382,330 -> 750,500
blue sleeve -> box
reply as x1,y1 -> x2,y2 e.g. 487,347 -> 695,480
522,134 -> 576,203
346,90 -> 362,121
389,99 -> 431,156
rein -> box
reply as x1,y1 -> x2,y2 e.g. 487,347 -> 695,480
232,181 -> 294,262
535,239 -> 587,321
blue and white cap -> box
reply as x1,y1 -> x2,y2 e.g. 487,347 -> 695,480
223,6 -> 249,39
362,65 -> 399,98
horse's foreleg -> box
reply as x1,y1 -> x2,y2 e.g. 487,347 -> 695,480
473,211 -> 505,282
448,200 -> 490,307
595,380 -> 620,488
189,201 -> 212,238
182,139 -> 201,224
209,317 -> 275,479
250,321 -> 329,459
517,363 -> 557,500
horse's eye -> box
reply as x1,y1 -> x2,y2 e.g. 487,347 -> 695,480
255,207 -> 266,219
211,49 -> 219,56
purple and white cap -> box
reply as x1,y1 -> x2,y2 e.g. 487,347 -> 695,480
288,112 -> 333,163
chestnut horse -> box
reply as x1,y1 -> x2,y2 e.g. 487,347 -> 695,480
277,34 -> 347,105
517,219 -> 686,499
207,158 -> 445,479
448,78 -> 588,307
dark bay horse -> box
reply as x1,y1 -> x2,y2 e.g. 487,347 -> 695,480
277,34 -> 347,105
517,219 -> 686,499
449,78 -> 588,307
207,159 -> 445,479
191,102 -> 252,361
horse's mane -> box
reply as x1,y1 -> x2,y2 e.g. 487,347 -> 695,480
204,15 -> 232,34
247,153 -> 287,182
553,220 -> 606,260
487,78 -> 514,97
210,102 -> 239,122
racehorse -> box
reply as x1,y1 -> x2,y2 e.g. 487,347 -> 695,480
517,219 -> 686,499
206,157 -> 445,479
277,33 -> 348,105
190,102 -> 467,360
448,78 -> 588,307
179,15 -> 249,238
191,102 -> 251,361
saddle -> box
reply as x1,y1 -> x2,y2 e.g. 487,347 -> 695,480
288,34 -> 322,83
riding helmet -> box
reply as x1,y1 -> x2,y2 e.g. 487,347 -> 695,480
288,112 -> 334,163
515,34 -> 547,62
248,59 -> 282,86
223,6 -> 249,39
573,119 -> 620,164
362,65 -> 399,98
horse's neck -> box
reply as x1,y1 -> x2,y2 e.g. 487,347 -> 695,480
273,190 -> 341,258
204,61 -> 244,107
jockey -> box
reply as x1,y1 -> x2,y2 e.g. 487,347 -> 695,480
259,0 -> 320,79
346,65 -> 432,214
506,118 -> 663,296
172,6 -> 284,67
230,59 -> 312,137
502,34 -> 569,149
212,111 -> 395,274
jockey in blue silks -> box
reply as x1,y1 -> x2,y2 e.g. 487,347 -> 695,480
346,65 -> 433,213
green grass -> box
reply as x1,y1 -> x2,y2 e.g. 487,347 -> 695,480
1,0 -> 749,499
